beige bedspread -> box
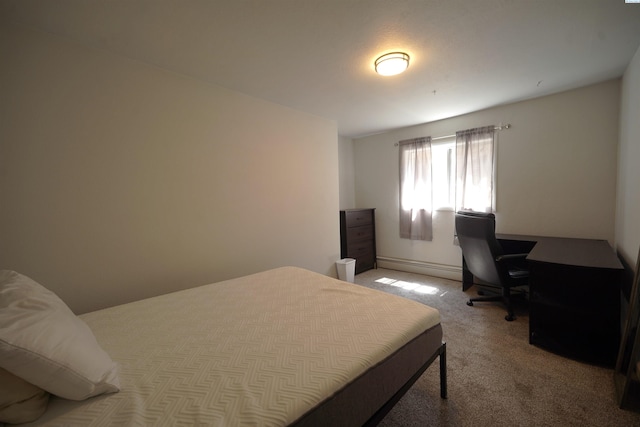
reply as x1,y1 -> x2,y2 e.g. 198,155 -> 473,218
25,266 -> 440,426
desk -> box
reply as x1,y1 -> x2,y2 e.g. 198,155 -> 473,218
462,234 -> 623,366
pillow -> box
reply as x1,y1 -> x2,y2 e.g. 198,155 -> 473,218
0,270 -> 120,401
0,367 -> 50,424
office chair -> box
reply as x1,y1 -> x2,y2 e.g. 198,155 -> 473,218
455,210 -> 530,321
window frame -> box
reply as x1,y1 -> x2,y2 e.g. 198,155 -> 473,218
431,136 -> 456,212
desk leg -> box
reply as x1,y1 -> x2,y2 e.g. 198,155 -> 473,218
462,256 -> 474,291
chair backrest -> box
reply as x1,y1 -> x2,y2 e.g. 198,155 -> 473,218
455,211 -> 508,286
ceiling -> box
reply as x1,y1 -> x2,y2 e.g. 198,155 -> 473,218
2,0 -> 640,138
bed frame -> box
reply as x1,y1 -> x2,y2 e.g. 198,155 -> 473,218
365,342 -> 447,425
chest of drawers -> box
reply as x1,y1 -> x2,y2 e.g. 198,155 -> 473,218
339,209 -> 377,274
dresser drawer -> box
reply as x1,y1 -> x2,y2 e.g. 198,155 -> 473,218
346,224 -> 374,242
346,241 -> 374,258
344,210 -> 373,227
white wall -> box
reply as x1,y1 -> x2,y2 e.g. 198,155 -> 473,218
354,80 -> 621,279
616,44 -> 640,273
338,136 -> 356,210
0,22 -> 341,314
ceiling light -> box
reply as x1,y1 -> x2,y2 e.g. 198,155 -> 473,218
374,52 -> 410,76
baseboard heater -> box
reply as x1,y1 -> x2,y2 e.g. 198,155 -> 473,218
376,256 -> 462,282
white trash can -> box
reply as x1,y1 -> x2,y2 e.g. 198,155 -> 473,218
336,258 -> 356,283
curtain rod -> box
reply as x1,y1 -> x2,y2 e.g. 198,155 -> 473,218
394,124 -> 511,146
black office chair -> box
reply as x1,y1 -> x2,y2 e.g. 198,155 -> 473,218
455,210 -> 530,321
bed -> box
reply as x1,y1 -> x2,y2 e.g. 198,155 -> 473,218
0,266 -> 446,426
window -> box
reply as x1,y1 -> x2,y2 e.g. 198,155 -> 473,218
398,136 -> 457,218
398,126 -> 496,240
431,137 -> 456,211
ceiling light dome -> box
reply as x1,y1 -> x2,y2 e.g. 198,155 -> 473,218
375,52 -> 410,76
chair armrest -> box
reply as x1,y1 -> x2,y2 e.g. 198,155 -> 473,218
496,253 -> 529,262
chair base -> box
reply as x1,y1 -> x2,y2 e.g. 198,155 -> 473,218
466,297 -> 514,321
467,288 -> 527,321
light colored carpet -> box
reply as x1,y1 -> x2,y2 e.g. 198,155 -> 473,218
353,268 -> 640,427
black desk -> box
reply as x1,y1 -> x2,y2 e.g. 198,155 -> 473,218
462,234 -> 624,366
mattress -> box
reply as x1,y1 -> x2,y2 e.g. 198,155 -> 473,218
22,266 -> 442,426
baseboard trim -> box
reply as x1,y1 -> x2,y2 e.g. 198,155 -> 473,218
376,257 -> 462,282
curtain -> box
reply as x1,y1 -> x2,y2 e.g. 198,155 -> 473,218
455,126 -> 496,213
399,137 -> 433,240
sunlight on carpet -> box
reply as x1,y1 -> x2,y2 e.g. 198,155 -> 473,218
374,277 -> 448,296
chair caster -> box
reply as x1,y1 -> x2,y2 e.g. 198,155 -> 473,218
467,301 -> 474,306
505,314 -> 514,321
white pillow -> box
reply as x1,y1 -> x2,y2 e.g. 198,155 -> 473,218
0,270 -> 120,401
0,367 -> 50,424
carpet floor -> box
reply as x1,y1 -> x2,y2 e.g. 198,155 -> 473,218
352,268 -> 640,427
